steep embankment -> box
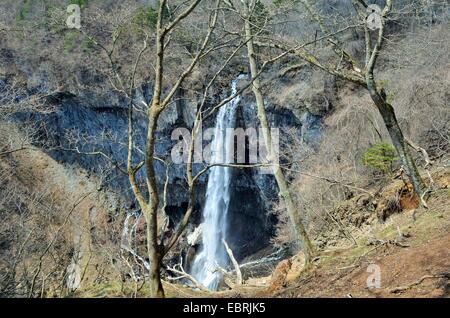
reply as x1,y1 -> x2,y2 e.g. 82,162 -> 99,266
73,168 -> 449,298
244,168 -> 450,298
1,144 -> 120,294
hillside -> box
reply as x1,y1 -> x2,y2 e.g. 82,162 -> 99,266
0,0 -> 449,300
73,168 -> 449,298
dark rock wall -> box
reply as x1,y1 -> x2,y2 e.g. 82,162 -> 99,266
2,53 -> 329,261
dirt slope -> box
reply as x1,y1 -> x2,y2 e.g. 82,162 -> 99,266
247,169 -> 450,298
77,168 -> 449,298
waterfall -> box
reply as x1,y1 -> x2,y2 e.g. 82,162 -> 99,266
121,211 -> 150,271
190,75 -> 244,290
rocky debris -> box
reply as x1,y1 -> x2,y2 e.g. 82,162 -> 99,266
285,253 -> 306,283
225,246 -> 291,281
313,177 -> 426,250
268,259 -> 292,292
245,251 -> 305,293
187,224 -> 203,246
375,181 -> 419,222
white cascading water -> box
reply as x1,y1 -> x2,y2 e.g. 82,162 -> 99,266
190,75 -> 244,290
121,211 -> 150,270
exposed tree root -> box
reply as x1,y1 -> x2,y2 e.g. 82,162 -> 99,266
390,272 -> 449,294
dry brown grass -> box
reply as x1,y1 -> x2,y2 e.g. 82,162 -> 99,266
271,24 -> 450,249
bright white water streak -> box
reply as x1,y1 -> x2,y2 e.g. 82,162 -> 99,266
190,75 -> 245,290
121,212 -> 150,271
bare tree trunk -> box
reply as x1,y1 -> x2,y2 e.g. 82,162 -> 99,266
129,0 -> 211,297
296,0 -> 425,200
143,107 -> 165,298
361,1 -> 425,200
146,215 -> 164,298
222,239 -> 242,285
243,11 -> 314,263
365,79 -> 425,199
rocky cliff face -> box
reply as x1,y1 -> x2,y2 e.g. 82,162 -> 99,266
0,0 -> 347,262
224,67 -> 331,258
1,42 -> 334,260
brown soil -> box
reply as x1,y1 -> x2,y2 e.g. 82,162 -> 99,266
76,167 -> 449,299
268,234 -> 449,298
208,168 -> 449,299
248,169 -> 450,298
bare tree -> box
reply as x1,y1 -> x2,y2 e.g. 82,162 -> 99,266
122,0 -> 214,298
220,0 -> 315,263
75,0 -> 242,297
0,80 -> 55,157
255,0 -> 426,203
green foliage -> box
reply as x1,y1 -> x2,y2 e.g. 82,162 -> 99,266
133,7 -> 158,30
82,37 -> 95,52
377,79 -> 389,89
69,0 -> 89,8
64,30 -> 80,53
376,79 -> 397,103
361,142 -> 399,175
287,56 -> 301,66
17,0 -> 36,21
387,91 -> 397,104
132,2 -> 170,33
273,0 -> 297,6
